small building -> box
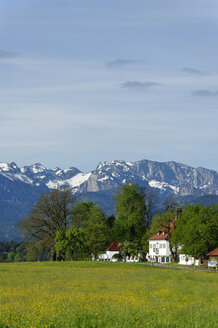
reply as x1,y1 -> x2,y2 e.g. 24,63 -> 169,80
147,225 -> 173,263
207,248 -> 218,268
179,253 -> 195,265
147,221 -> 196,265
98,240 -> 122,261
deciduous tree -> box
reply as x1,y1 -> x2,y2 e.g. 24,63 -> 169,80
113,184 -> 147,247
84,205 -> 110,260
172,204 -> 218,259
70,201 -> 94,228
55,227 -> 86,260
19,188 -> 75,260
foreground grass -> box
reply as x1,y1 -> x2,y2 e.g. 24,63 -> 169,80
0,262 -> 217,328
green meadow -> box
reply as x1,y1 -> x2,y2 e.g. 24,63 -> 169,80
0,262 -> 217,328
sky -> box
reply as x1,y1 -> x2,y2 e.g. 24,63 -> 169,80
0,0 -> 218,172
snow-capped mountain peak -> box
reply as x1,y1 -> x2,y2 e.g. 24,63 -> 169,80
21,163 -> 46,175
0,159 -> 217,196
0,159 -> 218,241
29,163 -> 46,174
0,162 -> 18,172
0,163 -> 10,171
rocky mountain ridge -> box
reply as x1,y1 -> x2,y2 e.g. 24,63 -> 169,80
1,159 -> 218,196
0,159 -> 218,241
77,160 -> 218,196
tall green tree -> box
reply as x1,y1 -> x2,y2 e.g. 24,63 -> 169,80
172,204 -> 218,259
113,184 -> 147,247
70,201 -> 94,228
60,202 -> 111,260
19,188 -> 75,261
84,205 -> 110,260
55,227 -> 86,260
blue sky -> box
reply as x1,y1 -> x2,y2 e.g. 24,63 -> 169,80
0,0 -> 218,172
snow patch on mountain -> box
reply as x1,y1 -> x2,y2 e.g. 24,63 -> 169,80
0,172 -> 15,181
67,173 -> 91,189
126,161 -> 134,166
63,168 -> 72,173
46,172 -> 91,190
96,162 -> 106,170
14,174 -> 33,184
200,184 -> 210,189
0,163 -> 10,171
55,170 -> 62,176
28,164 -> 46,174
148,180 -> 179,193
99,176 -> 110,182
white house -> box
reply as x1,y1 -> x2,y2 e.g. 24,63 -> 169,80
147,224 -> 173,263
98,240 -> 122,261
147,221 -> 196,265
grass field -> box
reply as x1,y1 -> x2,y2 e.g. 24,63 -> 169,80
0,262 -> 217,328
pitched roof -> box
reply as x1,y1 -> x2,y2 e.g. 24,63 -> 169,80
107,240 -> 122,251
207,248 -> 218,256
148,232 -> 169,240
148,220 -> 176,241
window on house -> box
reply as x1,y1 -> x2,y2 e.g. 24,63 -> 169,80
159,244 -> 162,248
163,244 -> 166,248
150,244 -> 152,249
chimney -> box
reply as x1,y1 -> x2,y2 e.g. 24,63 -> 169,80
175,207 -> 182,221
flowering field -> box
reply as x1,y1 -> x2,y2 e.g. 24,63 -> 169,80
0,262 -> 217,328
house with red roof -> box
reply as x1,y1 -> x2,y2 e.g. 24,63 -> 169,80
147,221 -> 196,265
147,227 -> 173,263
98,240 -> 122,261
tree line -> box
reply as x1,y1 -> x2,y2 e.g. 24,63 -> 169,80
18,185 -> 152,261
3,184 -> 216,262
0,241 -> 50,262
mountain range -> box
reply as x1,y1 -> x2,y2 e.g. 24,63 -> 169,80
0,159 -> 218,241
